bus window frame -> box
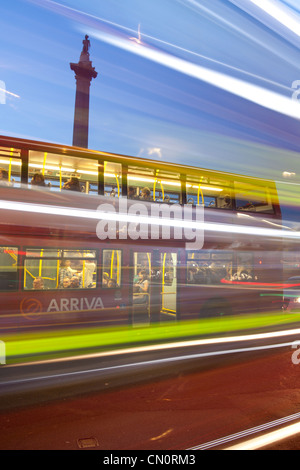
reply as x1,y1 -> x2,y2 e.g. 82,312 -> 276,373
0,141 -> 279,220
23,246 -> 99,291
127,165 -> 182,204
234,181 -> 275,214
0,245 -> 19,292
102,248 -> 123,289
185,175 -> 234,210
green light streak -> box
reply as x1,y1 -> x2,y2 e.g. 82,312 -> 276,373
2,311 -> 300,364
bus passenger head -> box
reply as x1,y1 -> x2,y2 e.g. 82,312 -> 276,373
0,168 -> 8,181
62,277 -> 71,288
140,187 -> 151,200
70,276 -> 80,288
107,278 -> 117,288
31,173 -> 46,186
60,259 -> 71,268
63,177 -> 81,192
33,277 -> 44,290
138,269 -> 148,280
128,186 -> 136,198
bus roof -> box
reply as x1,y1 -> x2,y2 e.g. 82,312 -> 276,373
0,134 -> 276,187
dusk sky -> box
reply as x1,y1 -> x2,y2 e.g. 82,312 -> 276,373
2,0 -> 300,184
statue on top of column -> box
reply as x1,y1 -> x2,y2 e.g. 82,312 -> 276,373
82,35 -> 90,55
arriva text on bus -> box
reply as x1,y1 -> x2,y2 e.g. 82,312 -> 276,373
96,200 -> 204,249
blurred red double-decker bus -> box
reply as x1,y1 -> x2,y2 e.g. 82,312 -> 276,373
0,135 -> 285,332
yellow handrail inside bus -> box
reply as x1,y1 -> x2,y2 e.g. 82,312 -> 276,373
110,250 -> 115,278
56,250 -> 61,287
39,249 -> 44,277
197,176 -> 204,205
6,248 -> 17,265
42,152 -> 47,176
9,148 -> 13,182
82,260 -> 86,287
114,173 -> 120,197
147,253 -> 151,276
162,252 -> 166,311
153,178 -> 164,201
59,165 -> 62,190
161,253 -> 176,314
110,250 -> 120,284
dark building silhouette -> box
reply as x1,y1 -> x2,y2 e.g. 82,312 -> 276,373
70,35 -> 97,148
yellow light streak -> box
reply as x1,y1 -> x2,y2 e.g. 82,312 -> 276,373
225,421 -> 300,450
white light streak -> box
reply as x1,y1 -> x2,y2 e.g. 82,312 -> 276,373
249,0 -> 300,37
87,28 -> 300,120
34,0 -> 293,95
225,421 -> 300,450
190,411 -> 300,450
0,88 -> 20,99
0,199 -> 299,240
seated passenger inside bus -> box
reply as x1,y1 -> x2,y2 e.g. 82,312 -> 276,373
107,278 -> 117,288
0,168 -> 9,186
62,277 -> 71,288
62,177 -> 81,192
69,276 -> 80,288
33,277 -> 44,290
59,260 -> 78,287
128,186 -> 139,199
78,258 -> 96,288
140,187 -> 152,201
31,172 -> 46,187
133,269 -> 149,304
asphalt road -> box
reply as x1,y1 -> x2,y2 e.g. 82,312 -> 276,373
1,326 -> 300,450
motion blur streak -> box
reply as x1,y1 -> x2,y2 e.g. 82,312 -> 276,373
0,88 -> 20,99
248,0 -> 300,37
225,421 -> 300,450
43,0 -> 290,93
1,199 -> 300,240
87,28 -> 300,120
1,341 -> 297,387
32,0 -> 300,118
182,0 -> 298,66
189,412 -> 300,450
5,322 -> 300,366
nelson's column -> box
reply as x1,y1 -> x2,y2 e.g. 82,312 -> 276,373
70,35 -> 98,148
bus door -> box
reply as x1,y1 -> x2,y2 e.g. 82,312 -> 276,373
160,251 -> 178,321
132,251 -> 151,325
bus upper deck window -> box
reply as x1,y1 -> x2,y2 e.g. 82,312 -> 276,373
0,147 -> 22,187
127,166 -> 181,204
186,176 -> 232,209
104,162 -> 122,198
235,181 -> 274,213
28,150 -> 99,194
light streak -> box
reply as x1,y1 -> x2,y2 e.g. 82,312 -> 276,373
0,199 -> 300,240
33,0 -> 291,93
1,335 -> 299,385
0,88 -> 20,99
87,27 -> 300,120
189,412 -> 300,450
225,420 -> 300,450
248,0 -> 300,37
129,23 -> 142,45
